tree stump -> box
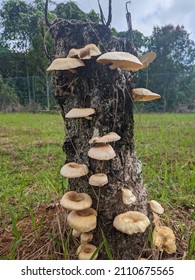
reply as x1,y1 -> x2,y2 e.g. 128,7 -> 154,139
49,19 -> 150,260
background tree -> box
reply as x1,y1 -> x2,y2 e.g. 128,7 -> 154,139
0,74 -> 19,111
54,0 -> 100,23
140,24 -> 195,112
0,1 -> 194,112
0,0 -> 55,108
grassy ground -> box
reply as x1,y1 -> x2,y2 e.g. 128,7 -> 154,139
0,113 -> 194,259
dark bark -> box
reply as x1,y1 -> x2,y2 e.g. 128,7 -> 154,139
44,0 -> 51,28
49,19 -> 150,259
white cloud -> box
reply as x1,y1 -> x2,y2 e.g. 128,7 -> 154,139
3,0 -> 194,40
75,0 -> 195,40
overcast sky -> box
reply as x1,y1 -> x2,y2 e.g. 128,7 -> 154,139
0,0 -> 194,41
58,0 -> 195,41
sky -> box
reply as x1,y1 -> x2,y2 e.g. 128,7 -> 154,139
0,0 -> 194,41
57,0 -> 195,41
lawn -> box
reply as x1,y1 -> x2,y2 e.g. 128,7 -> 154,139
0,113 -> 194,259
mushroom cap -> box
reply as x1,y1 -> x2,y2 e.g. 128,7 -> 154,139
60,162 -> 89,178
152,212 -> 162,227
47,58 -> 85,72
97,52 -> 143,71
89,132 -> 121,144
72,229 -> 82,238
68,44 -> 101,59
65,108 -> 95,118
113,211 -> 150,235
139,51 -> 156,68
80,232 -> 93,244
67,48 -> 82,58
67,208 -> 97,232
132,88 -> 161,101
76,244 -> 98,260
149,200 -> 164,215
89,173 -> 108,187
121,188 -> 136,205
79,44 -> 101,59
88,144 -> 116,160
60,191 -> 92,211
153,226 -> 177,254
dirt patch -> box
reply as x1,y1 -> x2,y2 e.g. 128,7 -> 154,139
0,203 -> 194,260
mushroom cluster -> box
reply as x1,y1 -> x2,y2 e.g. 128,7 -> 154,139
60,189 -> 98,259
149,199 -> 177,254
47,43 -> 165,259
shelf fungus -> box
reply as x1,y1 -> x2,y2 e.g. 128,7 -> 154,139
138,51 -> 156,68
97,51 -> 143,71
88,144 -> 116,160
47,57 -> 85,73
60,191 -> 92,211
132,88 -> 161,101
65,108 -> 95,119
60,162 -> 89,178
89,132 -> 121,144
113,211 -> 150,235
121,188 -> 136,205
76,244 -> 98,260
89,173 -> 108,187
152,226 -> 177,254
68,43 -> 101,60
67,208 -> 97,233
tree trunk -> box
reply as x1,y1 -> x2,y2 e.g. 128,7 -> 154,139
50,19 -> 150,260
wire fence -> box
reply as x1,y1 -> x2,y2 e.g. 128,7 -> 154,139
0,72 -> 194,113
0,75 -> 58,112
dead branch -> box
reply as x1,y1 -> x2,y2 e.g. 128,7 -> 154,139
106,0 -> 112,27
97,0 -> 106,25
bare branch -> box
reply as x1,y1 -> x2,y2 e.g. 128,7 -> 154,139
106,0 -> 112,27
97,0 -> 106,25
45,0 -> 51,28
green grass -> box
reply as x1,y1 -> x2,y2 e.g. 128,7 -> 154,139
0,112 -> 194,259
0,113 -> 65,229
134,113 -> 195,209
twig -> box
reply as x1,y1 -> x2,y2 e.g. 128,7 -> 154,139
98,0 -> 106,25
106,0 -> 112,27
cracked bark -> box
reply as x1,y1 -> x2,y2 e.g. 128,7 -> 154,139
49,19 -> 150,259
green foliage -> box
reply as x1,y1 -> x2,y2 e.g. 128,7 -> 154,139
0,74 -> 18,110
0,0 -> 37,50
137,24 -> 195,112
54,1 -> 100,23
